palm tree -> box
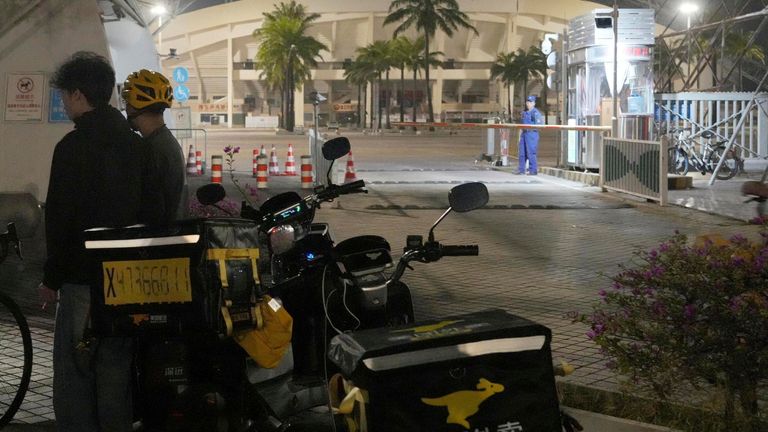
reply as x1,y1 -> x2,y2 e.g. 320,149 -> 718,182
490,52 -> 522,121
253,3 -> 325,131
262,0 -> 320,24
408,44 -> 443,123
344,58 -> 377,128
513,46 -> 546,107
356,41 -> 391,129
391,36 -> 412,123
384,0 -> 477,124
725,29 -> 766,90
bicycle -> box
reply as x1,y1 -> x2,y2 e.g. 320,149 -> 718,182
0,222 -> 32,428
666,128 -> 741,180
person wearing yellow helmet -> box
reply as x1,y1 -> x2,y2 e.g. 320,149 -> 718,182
122,69 -> 188,222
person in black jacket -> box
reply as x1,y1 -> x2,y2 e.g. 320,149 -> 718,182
122,69 -> 188,222
37,52 -> 149,432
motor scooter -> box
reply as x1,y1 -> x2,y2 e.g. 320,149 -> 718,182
196,137 -> 494,430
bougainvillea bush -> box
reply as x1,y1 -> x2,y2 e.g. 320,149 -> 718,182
580,226 -> 768,430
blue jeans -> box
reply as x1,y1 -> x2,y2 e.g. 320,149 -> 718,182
53,284 -> 133,432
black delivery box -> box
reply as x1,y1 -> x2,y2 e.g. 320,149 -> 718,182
83,218 -> 262,337
328,309 -> 561,432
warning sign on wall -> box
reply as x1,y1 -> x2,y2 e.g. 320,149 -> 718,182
5,73 -> 45,121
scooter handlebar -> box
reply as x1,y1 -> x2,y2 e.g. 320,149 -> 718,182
441,245 -> 479,256
340,180 -> 366,192
314,180 -> 367,202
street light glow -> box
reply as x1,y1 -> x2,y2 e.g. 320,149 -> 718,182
679,2 -> 699,14
150,5 -> 167,16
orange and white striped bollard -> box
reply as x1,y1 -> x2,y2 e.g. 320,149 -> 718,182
300,155 -> 313,189
256,155 -> 269,189
211,154 -> 223,183
252,149 -> 259,177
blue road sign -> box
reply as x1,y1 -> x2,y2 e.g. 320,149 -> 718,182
173,67 -> 189,84
174,85 -> 190,102
48,88 -> 70,123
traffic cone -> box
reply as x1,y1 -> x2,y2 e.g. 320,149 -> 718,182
284,143 -> 297,176
301,155 -> 313,189
344,151 -> 358,183
252,149 -> 259,177
256,155 -> 269,189
269,145 -> 280,175
211,155 -> 223,184
186,145 -> 197,176
195,151 -> 203,175
259,144 -> 266,157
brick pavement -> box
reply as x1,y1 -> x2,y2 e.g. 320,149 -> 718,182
1,130 -> 764,427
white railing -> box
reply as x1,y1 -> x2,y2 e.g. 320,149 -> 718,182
600,136 -> 668,205
655,92 -> 768,159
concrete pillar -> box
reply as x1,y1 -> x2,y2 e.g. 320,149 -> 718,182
294,86 -> 305,128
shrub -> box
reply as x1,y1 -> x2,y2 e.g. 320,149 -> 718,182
579,226 -> 768,430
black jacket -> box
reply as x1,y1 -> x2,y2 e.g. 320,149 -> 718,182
144,125 -> 188,223
43,105 -> 154,290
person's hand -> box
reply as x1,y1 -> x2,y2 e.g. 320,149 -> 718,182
38,283 -> 57,311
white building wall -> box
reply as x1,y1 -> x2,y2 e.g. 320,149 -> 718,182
0,0 -> 111,201
0,0 -> 164,201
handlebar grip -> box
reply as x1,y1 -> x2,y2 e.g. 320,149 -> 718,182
339,179 -> 366,193
441,245 -> 479,256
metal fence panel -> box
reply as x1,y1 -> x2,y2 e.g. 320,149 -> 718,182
170,128 -> 208,171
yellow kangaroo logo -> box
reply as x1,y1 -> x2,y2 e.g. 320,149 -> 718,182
393,320 -> 461,333
421,378 -> 505,428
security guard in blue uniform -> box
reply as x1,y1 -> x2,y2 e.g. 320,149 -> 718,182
518,95 -> 543,175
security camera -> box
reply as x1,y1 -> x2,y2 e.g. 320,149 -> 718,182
311,92 -> 327,103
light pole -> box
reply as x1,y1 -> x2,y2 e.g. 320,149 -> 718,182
680,2 -> 699,89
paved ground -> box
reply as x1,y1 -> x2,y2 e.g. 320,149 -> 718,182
1,128 -> 765,430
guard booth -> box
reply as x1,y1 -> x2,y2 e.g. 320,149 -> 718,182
565,9 -> 655,169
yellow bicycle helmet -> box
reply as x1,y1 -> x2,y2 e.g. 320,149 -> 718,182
121,69 -> 173,110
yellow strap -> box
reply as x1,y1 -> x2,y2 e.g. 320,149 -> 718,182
206,248 -> 261,288
329,374 -> 368,432
206,249 -> 261,336
220,306 -> 233,337
253,302 -> 263,329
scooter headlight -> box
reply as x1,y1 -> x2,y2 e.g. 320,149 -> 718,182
268,224 -> 297,255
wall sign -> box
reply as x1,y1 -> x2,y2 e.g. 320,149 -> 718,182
5,73 -> 45,121
48,88 -> 70,123
172,67 -> 189,84
174,84 -> 190,102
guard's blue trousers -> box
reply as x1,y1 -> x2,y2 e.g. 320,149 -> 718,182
519,131 -> 539,174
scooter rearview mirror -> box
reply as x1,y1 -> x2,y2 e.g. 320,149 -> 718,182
322,137 -> 351,161
448,182 -> 489,213
197,184 -> 226,206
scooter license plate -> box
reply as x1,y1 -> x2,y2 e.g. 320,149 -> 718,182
101,258 -> 193,305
